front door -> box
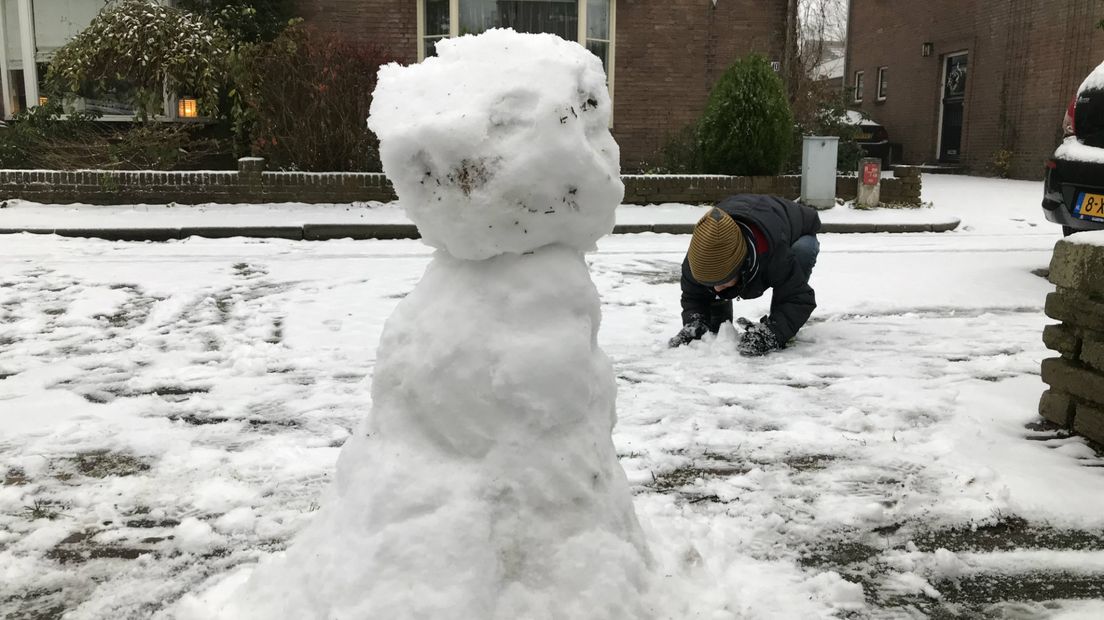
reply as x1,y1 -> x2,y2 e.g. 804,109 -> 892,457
939,53 -> 968,162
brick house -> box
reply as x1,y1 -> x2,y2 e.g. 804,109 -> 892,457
846,1 -> 1104,180
296,0 -> 792,171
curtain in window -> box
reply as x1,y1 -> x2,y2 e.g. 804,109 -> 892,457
423,0 -> 450,57
459,0 -> 578,41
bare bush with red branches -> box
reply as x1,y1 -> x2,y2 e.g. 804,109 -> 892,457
235,26 -> 396,172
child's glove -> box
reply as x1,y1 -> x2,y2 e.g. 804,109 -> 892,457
736,317 -> 781,356
668,314 -> 708,348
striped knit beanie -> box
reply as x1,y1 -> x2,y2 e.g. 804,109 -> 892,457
688,208 -> 747,286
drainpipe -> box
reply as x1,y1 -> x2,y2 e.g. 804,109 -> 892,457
783,0 -> 799,99
843,0 -> 854,99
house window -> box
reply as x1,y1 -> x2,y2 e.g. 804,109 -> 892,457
876,66 -> 887,101
418,0 -> 615,76
421,0 -> 450,57
853,70 -> 864,103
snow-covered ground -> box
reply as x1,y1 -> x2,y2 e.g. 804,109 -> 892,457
2,174 -> 1103,619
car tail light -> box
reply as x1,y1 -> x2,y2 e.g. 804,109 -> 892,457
1063,96 -> 1076,137
873,126 -> 889,142
1045,159 -> 1057,169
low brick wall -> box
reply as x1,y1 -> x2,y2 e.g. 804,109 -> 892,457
0,163 -> 396,206
622,166 -> 921,206
1039,236 -> 1104,445
0,159 -> 923,207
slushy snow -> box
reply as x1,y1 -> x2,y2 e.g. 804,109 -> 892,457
180,30 -> 651,619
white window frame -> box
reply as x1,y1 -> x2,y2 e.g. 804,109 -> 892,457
853,70 -> 864,103
876,66 -> 887,101
416,0 -> 616,119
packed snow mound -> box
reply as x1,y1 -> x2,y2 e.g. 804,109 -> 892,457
368,29 -> 621,260
183,246 -> 650,620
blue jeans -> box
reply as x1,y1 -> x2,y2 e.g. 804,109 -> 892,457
791,234 -> 820,281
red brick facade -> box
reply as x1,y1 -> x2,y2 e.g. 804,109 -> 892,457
612,0 -> 788,169
297,0 -> 788,171
847,1 -> 1104,180
297,0 -> 419,64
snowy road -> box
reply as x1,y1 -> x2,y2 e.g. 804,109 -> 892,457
3,176 -> 1104,619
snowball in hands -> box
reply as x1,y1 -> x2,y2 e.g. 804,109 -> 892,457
187,29 -> 651,620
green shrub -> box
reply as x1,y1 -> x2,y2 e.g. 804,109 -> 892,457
47,0 -> 230,119
177,0 -> 296,44
646,124 -> 702,174
0,101 -> 223,170
698,55 -> 794,176
788,93 -> 865,174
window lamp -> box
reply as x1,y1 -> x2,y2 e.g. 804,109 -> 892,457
177,97 -> 198,119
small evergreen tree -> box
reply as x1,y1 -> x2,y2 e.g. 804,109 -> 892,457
698,54 -> 794,176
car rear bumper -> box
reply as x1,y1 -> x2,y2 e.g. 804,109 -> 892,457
1042,157 -> 1104,230
857,141 -> 902,166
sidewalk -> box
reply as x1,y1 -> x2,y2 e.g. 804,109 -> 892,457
0,200 -> 961,241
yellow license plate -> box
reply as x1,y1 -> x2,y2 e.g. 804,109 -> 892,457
1076,192 -> 1104,220
856,132 -> 872,140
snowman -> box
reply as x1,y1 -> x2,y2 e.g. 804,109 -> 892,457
195,29 -> 650,620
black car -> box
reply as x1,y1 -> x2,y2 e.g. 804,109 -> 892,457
1043,60 -> 1104,235
843,110 -> 899,167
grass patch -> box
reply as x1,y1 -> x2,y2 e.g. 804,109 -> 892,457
45,529 -> 155,564
52,450 -> 152,480
911,515 -> 1104,553
23,499 -> 67,521
4,468 -> 29,486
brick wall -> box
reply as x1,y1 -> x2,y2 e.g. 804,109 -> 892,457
298,0 -> 418,63
1039,237 -> 1104,446
0,161 -> 396,206
847,0 -> 1104,180
296,0 -> 789,171
612,0 -> 788,169
0,160 -> 921,207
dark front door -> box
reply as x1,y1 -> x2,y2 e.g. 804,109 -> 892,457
939,53 -> 968,162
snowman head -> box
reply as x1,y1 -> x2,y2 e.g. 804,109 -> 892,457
368,29 -> 622,261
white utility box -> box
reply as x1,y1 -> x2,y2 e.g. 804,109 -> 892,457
800,136 -> 839,209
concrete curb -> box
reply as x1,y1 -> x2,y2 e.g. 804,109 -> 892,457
0,219 -> 960,241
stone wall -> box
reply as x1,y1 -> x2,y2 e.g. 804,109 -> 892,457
1039,235 -> 1104,445
0,160 -> 923,207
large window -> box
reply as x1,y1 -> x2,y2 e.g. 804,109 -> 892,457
418,0 -> 615,78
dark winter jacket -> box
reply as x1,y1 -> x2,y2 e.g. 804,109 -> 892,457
679,194 -> 821,343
